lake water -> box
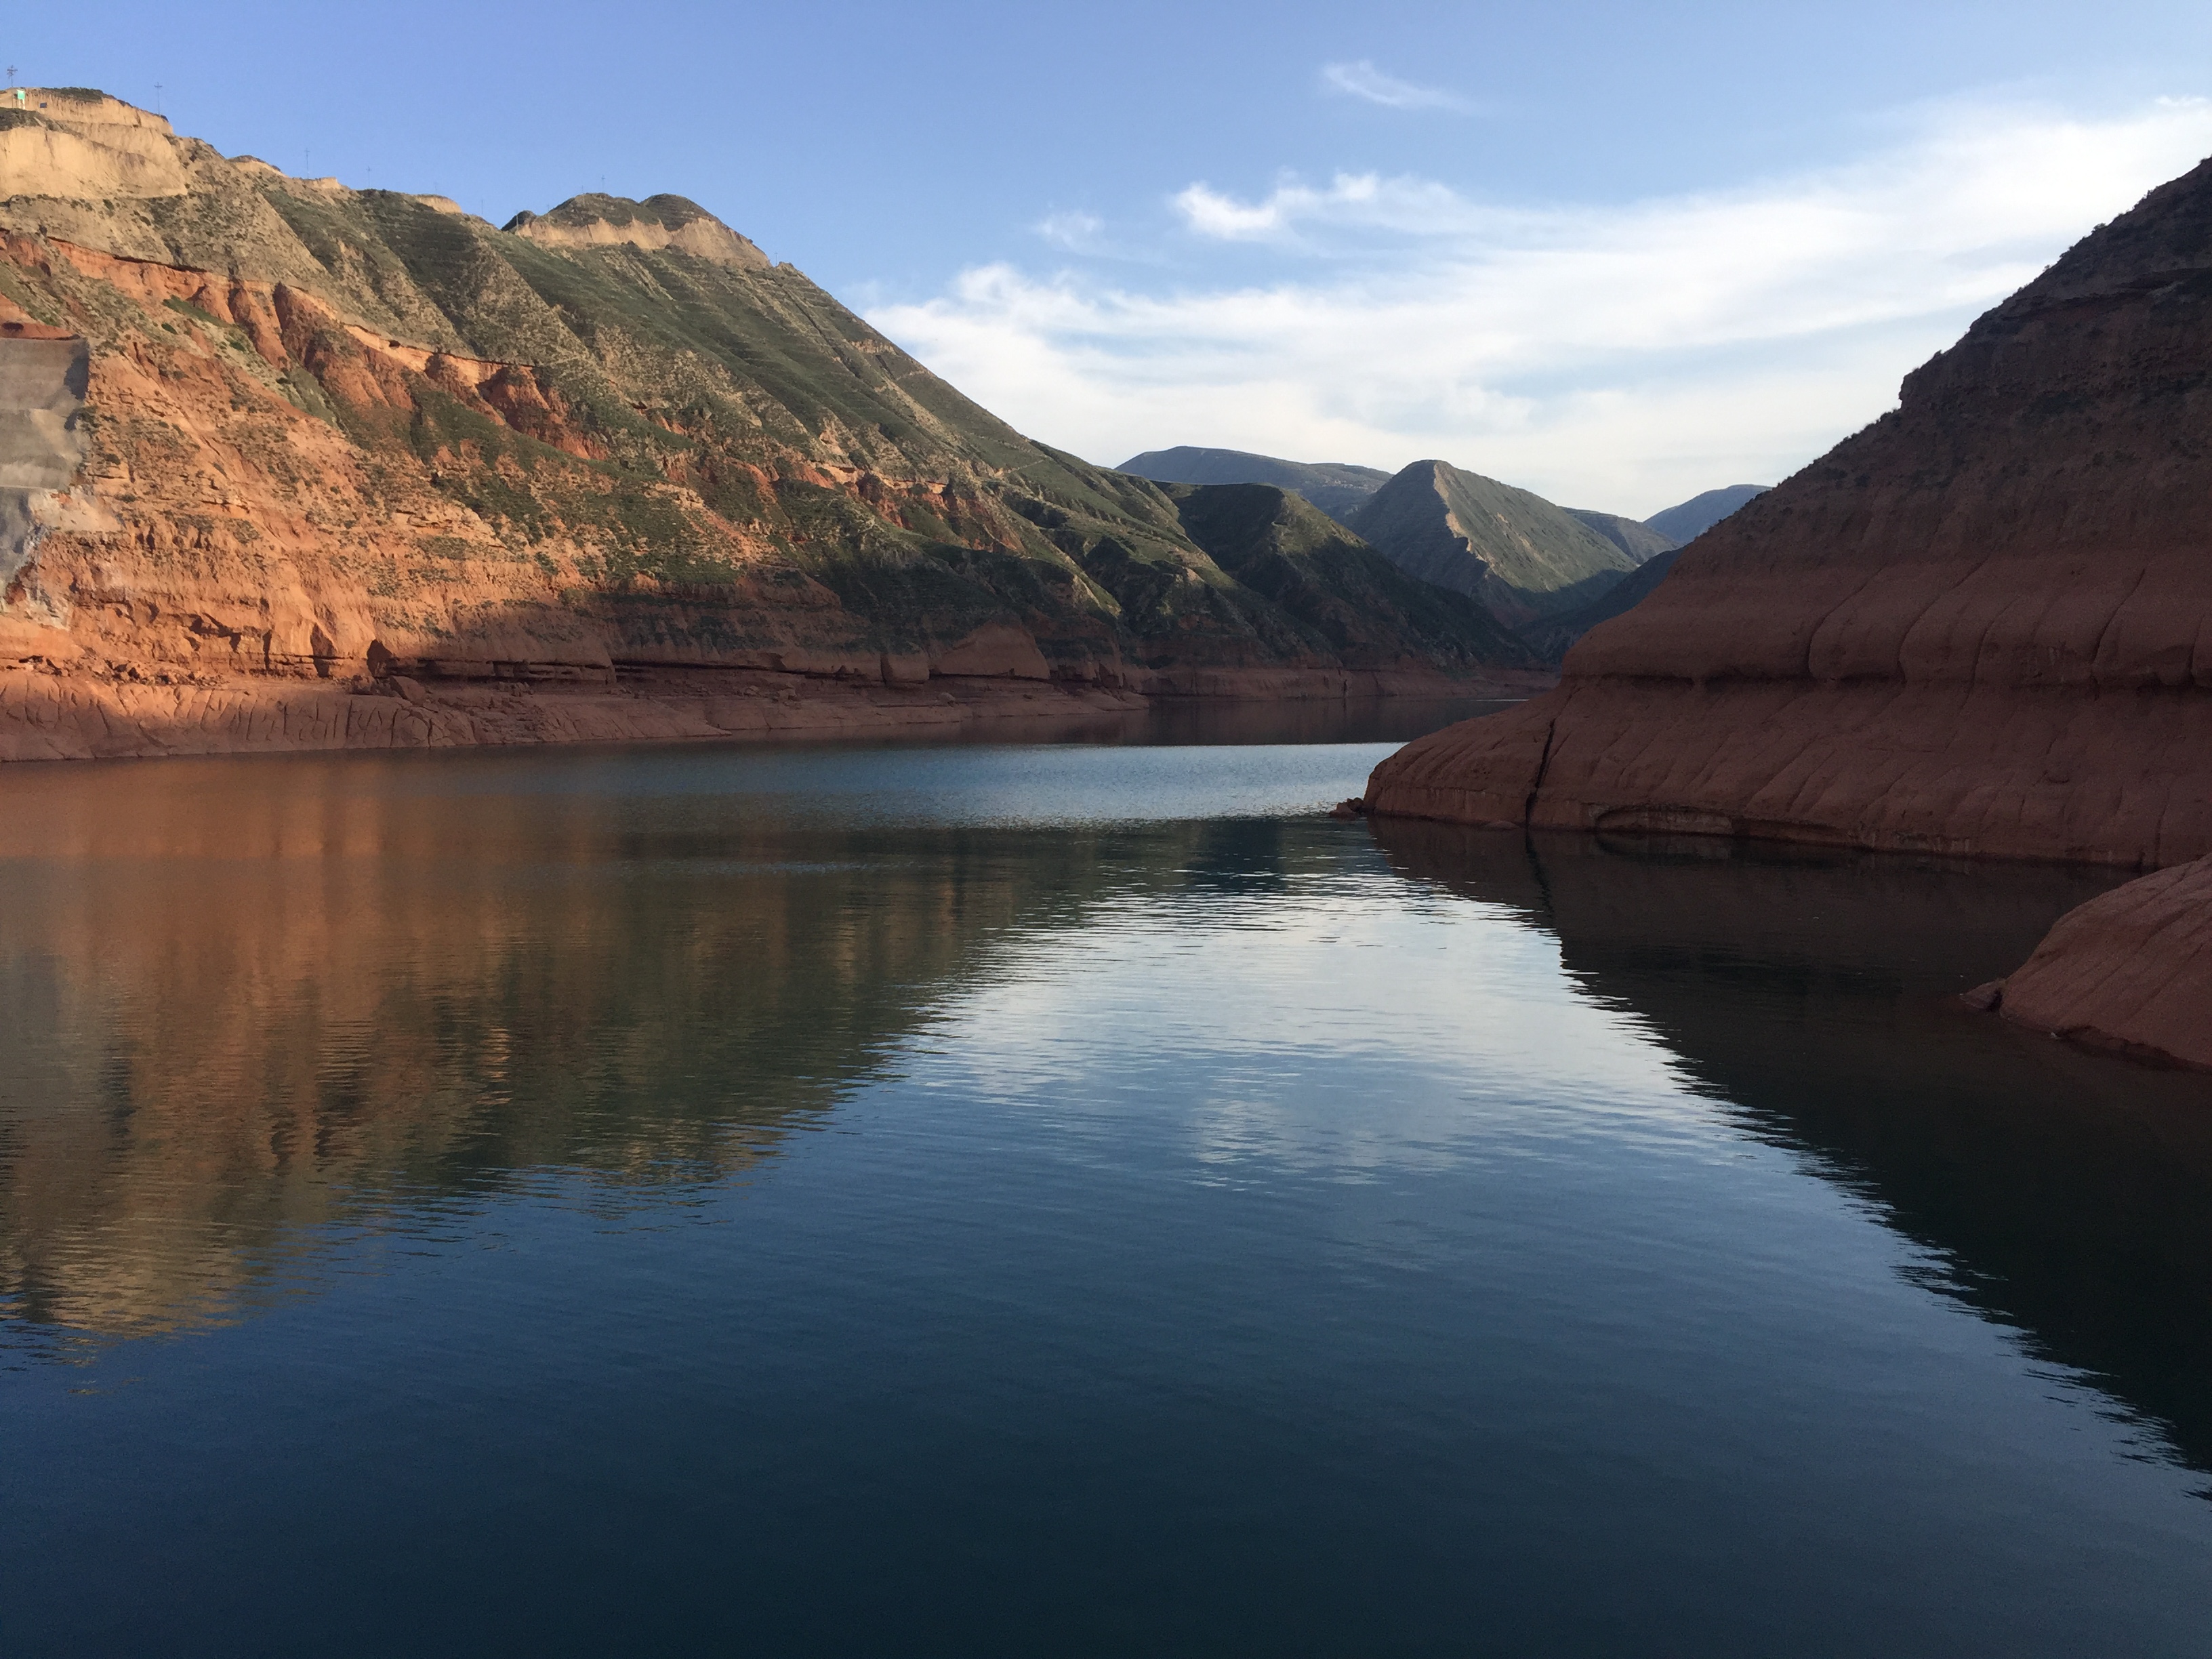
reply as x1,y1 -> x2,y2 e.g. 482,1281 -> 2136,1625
5,708 -> 2211,1656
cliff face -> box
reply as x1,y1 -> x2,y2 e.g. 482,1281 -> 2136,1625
0,93 -> 1530,762
1368,152 -> 2212,870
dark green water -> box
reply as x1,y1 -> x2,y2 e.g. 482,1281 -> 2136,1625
3,712 -> 2210,1656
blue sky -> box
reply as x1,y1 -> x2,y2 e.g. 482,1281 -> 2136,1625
16,2 -> 2212,512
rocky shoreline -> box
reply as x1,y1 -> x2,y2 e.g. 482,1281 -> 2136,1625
1965,857 -> 2212,1067
1364,152 -> 2212,1067
0,661 -> 1548,764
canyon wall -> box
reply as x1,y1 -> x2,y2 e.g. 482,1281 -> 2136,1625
1367,152 -> 2212,872
0,92 -> 1534,762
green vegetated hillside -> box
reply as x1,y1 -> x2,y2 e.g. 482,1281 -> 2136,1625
0,93 -> 1536,691
251,186 -> 1279,676
1162,485 -> 1537,671
1567,510 -> 1678,565
1519,548 -> 1683,661
1346,461 -> 1635,626
1120,446 -> 1391,525
1107,444 -> 1781,659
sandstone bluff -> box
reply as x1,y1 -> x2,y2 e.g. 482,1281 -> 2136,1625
1366,150 -> 2212,1066
0,89 -> 1539,762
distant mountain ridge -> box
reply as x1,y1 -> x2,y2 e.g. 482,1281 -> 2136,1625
1565,510 -> 1677,565
1116,444 -> 1769,653
1119,447 -> 1391,525
1519,549 -> 1682,661
1162,485 -> 1537,672
1122,448 -> 1638,626
1645,485 -> 1767,544
1120,447 -> 1765,553
1346,461 -> 1635,627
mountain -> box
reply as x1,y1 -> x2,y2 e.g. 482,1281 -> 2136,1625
1367,150 -> 2212,876
504,192 -> 771,265
1118,446 -> 1391,525
1531,493 -> 1776,661
1643,485 -> 1767,544
1111,448 -> 1748,655
1160,485 -> 1536,672
0,93 -> 1536,762
1346,460 -> 1635,627
1567,510 -> 1677,565
1518,548 -> 1681,661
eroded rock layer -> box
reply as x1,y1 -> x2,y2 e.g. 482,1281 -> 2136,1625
1368,152 -> 2212,870
1974,857 -> 2212,1067
0,91 -> 1536,762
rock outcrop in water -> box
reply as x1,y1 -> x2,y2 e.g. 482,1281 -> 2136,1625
1368,152 -> 2212,873
1969,855 -> 2212,1067
0,90 -> 1538,762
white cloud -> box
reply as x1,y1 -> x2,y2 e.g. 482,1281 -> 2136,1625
1171,172 -> 1471,243
1322,60 -> 1469,112
1036,209 -> 1104,251
868,97 -> 2212,516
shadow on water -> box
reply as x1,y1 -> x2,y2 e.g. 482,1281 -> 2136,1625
1370,815 -> 2212,1484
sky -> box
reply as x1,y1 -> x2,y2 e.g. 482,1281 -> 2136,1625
15,1 -> 2212,514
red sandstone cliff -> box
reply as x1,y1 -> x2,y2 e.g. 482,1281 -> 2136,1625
1367,152 -> 2212,872
0,92 -> 1536,762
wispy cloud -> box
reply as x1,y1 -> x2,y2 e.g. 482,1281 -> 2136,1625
1173,172 -> 1476,242
867,98 -> 2212,514
1036,209 -> 1105,251
1321,59 -> 1470,112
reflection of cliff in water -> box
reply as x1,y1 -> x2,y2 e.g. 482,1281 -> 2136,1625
1372,819 -> 2212,1483
0,756 -> 1285,1350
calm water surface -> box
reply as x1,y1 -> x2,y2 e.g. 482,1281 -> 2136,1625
4,707 -> 2211,1656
